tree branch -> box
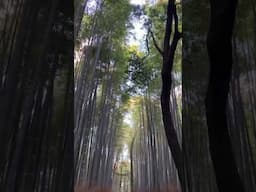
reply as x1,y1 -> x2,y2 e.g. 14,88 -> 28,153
149,29 -> 164,56
145,30 -> 150,57
163,0 -> 174,55
160,0 -> 184,190
168,3 -> 182,60
173,4 -> 179,35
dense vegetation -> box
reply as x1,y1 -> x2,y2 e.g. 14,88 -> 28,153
74,0 -> 182,191
75,0 -> 256,192
0,1 -> 73,191
0,0 -> 255,192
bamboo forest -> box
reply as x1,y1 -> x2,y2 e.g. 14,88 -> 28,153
74,0 -> 182,191
0,0 -> 256,192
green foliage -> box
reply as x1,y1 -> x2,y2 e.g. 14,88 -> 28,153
127,46 -> 153,89
145,2 -> 167,40
80,14 -> 92,37
80,0 -> 131,39
78,0 -> 182,174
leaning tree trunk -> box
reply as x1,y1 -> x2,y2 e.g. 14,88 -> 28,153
159,0 -> 184,190
205,0 -> 245,191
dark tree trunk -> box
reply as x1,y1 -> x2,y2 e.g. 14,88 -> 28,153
205,0 -> 245,191
160,0 -> 184,190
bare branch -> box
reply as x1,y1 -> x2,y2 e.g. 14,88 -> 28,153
145,30 -> 150,56
141,31 -> 150,61
173,4 -> 179,35
149,29 -> 164,56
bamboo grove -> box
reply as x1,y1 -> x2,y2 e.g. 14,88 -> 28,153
75,0 -> 256,191
0,0 -> 255,192
74,0 -> 131,190
0,0 -> 73,191
183,0 -> 256,191
74,0 -> 182,191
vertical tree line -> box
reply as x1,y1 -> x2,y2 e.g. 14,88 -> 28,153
130,95 -> 180,192
1,0 -> 255,191
146,0 -> 184,189
183,0 -> 256,191
0,0 -> 74,192
74,0 -> 131,190
205,0 -> 244,191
